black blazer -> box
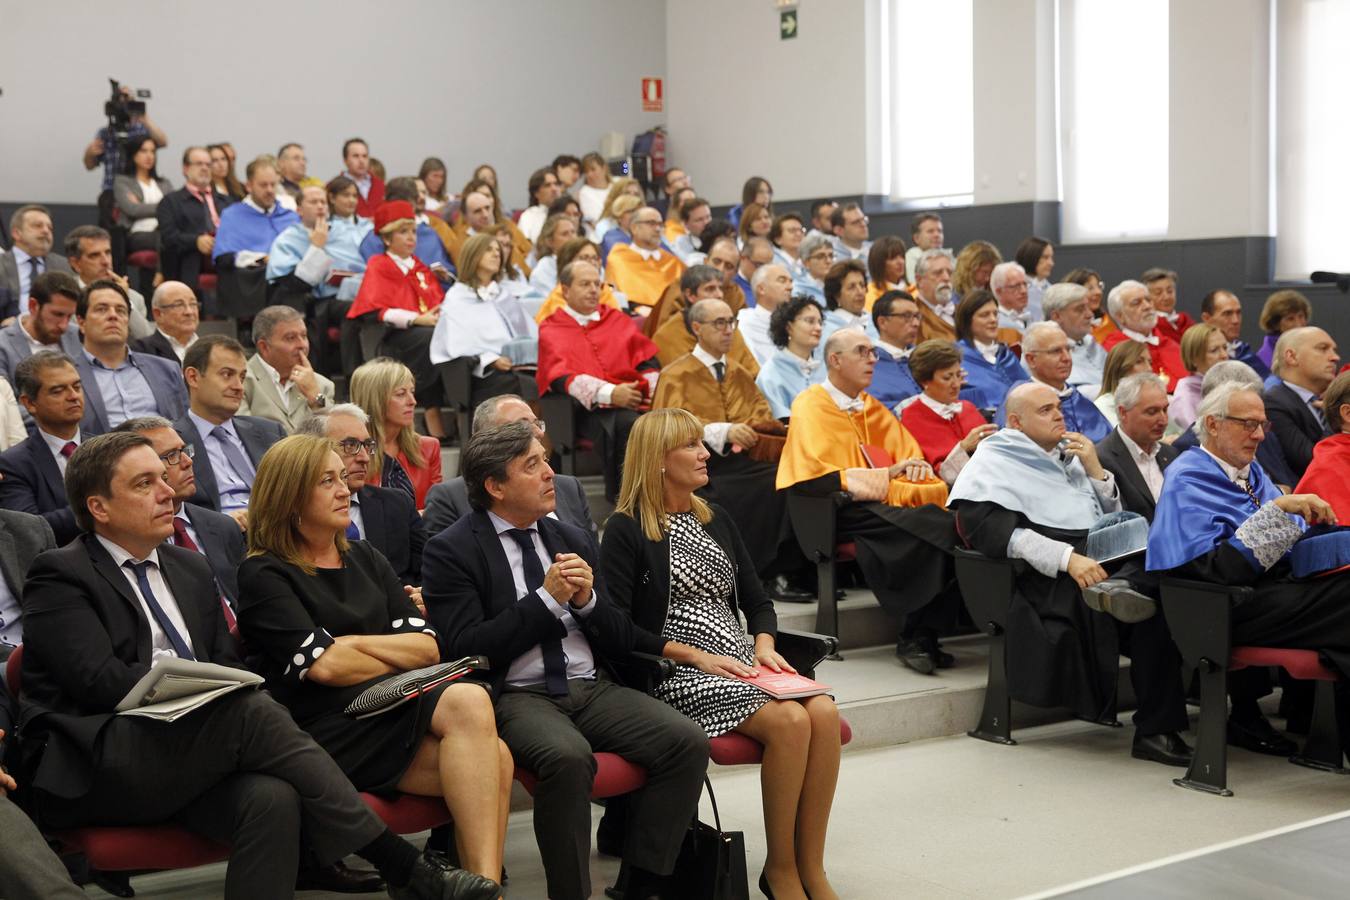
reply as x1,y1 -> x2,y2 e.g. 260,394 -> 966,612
1095,429 -> 1180,523
18,535 -> 241,799
600,505 -> 776,649
181,502 -> 245,605
1264,381 -> 1329,478
421,509 -> 663,695
357,484 -> 425,585
157,187 -> 233,292
423,473 -> 595,538
173,413 -> 286,512
0,434 -> 79,544
130,329 -> 179,363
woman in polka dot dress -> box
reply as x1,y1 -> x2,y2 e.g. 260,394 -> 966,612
236,435 -> 512,887
603,410 -> 843,900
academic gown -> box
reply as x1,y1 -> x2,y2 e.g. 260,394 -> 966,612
1101,330 -> 1188,392
1295,434 -> 1350,526
757,349 -> 824,419
1153,311 -> 1195,346
212,202 -> 300,259
995,380 -> 1112,443
534,282 -> 622,323
821,308 -> 879,343
868,347 -> 921,411
347,253 -> 446,398
902,398 -> 987,469
652,303 -> 759,376
1231,340 -> 1272,380
605,244 -> 685,308
958,340 -> 1024,412
266,219 -> 370,297
359,223 -> 455,274
536,305 -> 659,396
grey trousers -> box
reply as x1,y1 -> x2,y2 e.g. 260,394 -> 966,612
497,676 -> 709,900
35,690 -> 387,900
0,794 -> 85,900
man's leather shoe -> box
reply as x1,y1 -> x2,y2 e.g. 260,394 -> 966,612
933,643 -> 956,669
896,638 -> 936,675
1131,731 -> 1193,766
1082,580 -> 1156,623
1228,715 -> 1299,756
296,861 -> 385,893
387,851 -> 499,900
765,575 -> 816,603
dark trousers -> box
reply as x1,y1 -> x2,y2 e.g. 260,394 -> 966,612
579,408 -> 640,501
495,676 -> 708,900
1117,612 -> 1189,735
35,690 -> 386,900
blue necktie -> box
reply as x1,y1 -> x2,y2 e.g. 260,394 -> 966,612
345,500 -> 361,540
506,527 -> 569,696
211,425 -> 256,482
123,559 -> 196,661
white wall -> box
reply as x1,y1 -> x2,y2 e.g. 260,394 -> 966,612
0,0 -> 667,208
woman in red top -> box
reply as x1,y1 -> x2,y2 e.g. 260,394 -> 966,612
349,357 -> 443,510
348,200 -> 447,438
900,340 -> 998,484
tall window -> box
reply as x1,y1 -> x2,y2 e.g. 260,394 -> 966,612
1276,0 -> 1350,280
1059,0 -> 1169,241
884,0 -> 974,205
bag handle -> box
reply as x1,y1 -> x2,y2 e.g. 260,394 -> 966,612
702,775 -> 723,832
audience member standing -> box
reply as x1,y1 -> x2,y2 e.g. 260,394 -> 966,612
340,137 -> 385,218
157,147 -> 232,296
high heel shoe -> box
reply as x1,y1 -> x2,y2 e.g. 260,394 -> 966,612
759,869 -> 775,899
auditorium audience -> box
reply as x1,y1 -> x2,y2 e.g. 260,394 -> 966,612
606,206 -> 685,312
1142,268 -> 1191,345
904,212 -> 945,290
349,357 -> 442,510
672,196 -> 713,265
0,352 -> 84,543
821,259 -> 877,342
662,185 -> 697,248
1014,236 -> 1054,321
64,224 -> 154,339
738,202 -> 773,248
2,205 -> 73,322
175,335 -> 285,521
730,176 -> 773,227
991,261 -> 1033,335
276,142 -> 322,207
792,232 -> 833,304
1264,325 -> 1339,478
419,157 -> 452,217
592,177 -> 643,243
1295,371 -> 1350,522
527,213 -> 580,295
113,135 -> 173,257
327,174 -> 368,227
830,202 -> 871,263
1094,340 -> 1154,427
654,165 -> 690,219
0,271 -> 83,381
903,340 -> 998,483
867,290 -> 923,410
1170,323 -> 1229,432
1044,281 -> 1106,396
212,157 -> 300,267
132,280 -> 200,363
340,137 -> 385,218
741,263 -> 793,366
359,177 -> 456,277
157,147 -> 231,295
955,289 -> 1023,413
598,195 -> 645,264
735,237 -> 775,302
807,199 -> 837,241
951,240 -> 1002,302
421,421 -> 709,900
453,184 -> 531,274
83,84 -> 167,215
267,185 -> 369,300
1095,374 -> 1177,522
865,235 -> 908,312
603,408 -> 841,900
241,305 -> 336,433
913,248 -> 957,342
1102,279 -> 1188,390
576,151 -> 612,232
208,142 -> 245,200
652,253 -> 760,374
757,295 -> 826,420
517,167 -> 563,244
1200,289 -> 1268,378
1171,360 -> 1300,490
997,322 -> 1111,442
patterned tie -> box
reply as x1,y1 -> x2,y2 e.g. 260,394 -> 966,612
123,559 -> 196,660
506,527 -> 569,696
382,455 -> 415,500
171,517 -> 238,636
211,425 -> 256,482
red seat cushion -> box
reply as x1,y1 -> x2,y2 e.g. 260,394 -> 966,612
710,718 -> 853,766
126,250 -> 159,269
514,751 -> 647,799
1231,647 -> 1338,681
361,792 -> 452,834
835,542 -> 857,563
197,273 -> 218,293
55,826 -> 228,871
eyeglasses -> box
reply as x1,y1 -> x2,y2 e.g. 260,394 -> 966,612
1221,415 -> 1270,434
836,346 -> 879,361
808,252 -> 835,263
156,300 -> 200,313
703,318 -> 739,331
632,218 -> 662,227
334,438 -> 379,457
845,215 -> 869,227
159,445 -> 194,465
877,311 -> 920,322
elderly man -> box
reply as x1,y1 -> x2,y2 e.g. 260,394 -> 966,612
275,142 -> 322,207
951,382 -> 1188,764
904,213 -> 945,291
1172,360 -> 1300,490
868,290 -> 923,409
536,260 -> 660,502
0,205 -> 73,322
991,262 -> 1032,334
157,146 -> 233,295
212,157 -> 300,268
339,137 -> 385,218
1142,268 -> 1192,345
779,328 -> 959,672
240,305 -> 335,433
830,203 -> 871,263
1263,326 -> 1339,478
671,196 -> 712,265
740,262 -> 793,365
63,224 -> 153,339
1201,289 -> 1269,378
1044,281 -> 1107,396
131,281 -> 200,363
913,249 -> 956,341
1095,374 -> 1178,522
0,271 -> 83,382
996,322 -> 1111,442
1101,279 -> 1188,390
267,185 -> 369,301
606,206 -> 686,312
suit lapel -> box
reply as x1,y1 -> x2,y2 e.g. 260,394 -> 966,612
248,356 -> 288,421
1105,432 -> 1153,511
159,548 -> 214,659
236,417 -> 268,468
471,511 -> 519,612
31,438 -> 67,504
86,535 -> 154,663
178,418 -> 219,508
0,522 -> 21,598
76,356 -> 111,433
359,487 -> 386,546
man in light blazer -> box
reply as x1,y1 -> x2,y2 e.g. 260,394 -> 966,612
423,394 -> 595,537
240,305 -> 335,433
0,205 -> 73,321
0,507 -> 57,656
1094,373 -> 1179,523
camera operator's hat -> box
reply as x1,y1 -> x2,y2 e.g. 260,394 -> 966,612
374,201 -> 416,234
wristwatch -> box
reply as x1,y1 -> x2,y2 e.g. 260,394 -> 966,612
310,394 -> 328,409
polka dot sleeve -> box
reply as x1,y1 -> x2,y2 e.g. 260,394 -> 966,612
286,628 -> 337,682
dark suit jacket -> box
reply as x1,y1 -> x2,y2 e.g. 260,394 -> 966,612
357,484 -> 425,585
157,187 -> 233,292
0,507 -> 56,639
129,329 -> 180,363
174,413 -> 286,512
1264,381 -> 1329,478
422,473 -> 594,538
72,349 -> 189,436
18,536 -> 241,798
1095,429 -> 1180,523
421,509 -> 663,695
181,502 -> 245,606
0,251 -> 73,321
0,434 -> 79,544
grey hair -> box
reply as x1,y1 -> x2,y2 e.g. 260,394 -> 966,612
297,402 -> 370,437
799,232 -> 832,262
750,262 -> 783,293
1201,360 -> 1262,395
914,248 -> 954,280
1192,381 -> 1261,442
462,420 -> 536,511
1106,279 -> 1146,320
251,304 -> 305,344
1021,321 -> 1066,353
471,394 -> 525,434
989,261 -> 1026,294
1041,282 -> 1089,319
150,281 -> 184,309
1114,373 -> 1168,412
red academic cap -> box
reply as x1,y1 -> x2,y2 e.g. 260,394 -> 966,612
374,200 -> 416,233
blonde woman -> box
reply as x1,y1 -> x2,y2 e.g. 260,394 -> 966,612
601,409 -> 842,900
237,435 -> 508,897
527,213 -> 580,295
1170,323 -> 1229,431
593,176 -> 644,241
951,240 -> 1003,300
349,358 -> 442,509
598,195 -> 644,264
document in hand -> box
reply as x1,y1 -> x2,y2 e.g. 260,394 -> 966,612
115,659 -> 264,723
732,669 -> 831,700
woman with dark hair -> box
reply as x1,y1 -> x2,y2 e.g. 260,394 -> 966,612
737,202 -> 773,247
1257,289 -> 1313,369
1014,236 -> 1054,319
756,296 -> 826,419
770,212 -> 807,277
729,176 -> 773,227
577,152 -> 612,234
865,236 -> 908,311
901,340 -> 998,483
208,143 -> 245,200
326,175 -> 366,226
602,409 -> 842,900
954,289 -> 1023,412
821,259 -> 877,342
471,162 -> 497,191
1064,267 -> 1115,344
418,157 -> 451,217
114,135 -> 174,254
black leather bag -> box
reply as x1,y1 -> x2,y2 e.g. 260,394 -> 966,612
672,777 -> 748,900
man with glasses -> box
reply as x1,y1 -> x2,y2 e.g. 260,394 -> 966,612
132,280 -> 201,363
830,202 -> 871,262
157,146 -> 234,296
605,206 -> 685,313
869,290 -> 924,409
653,248 -> 761,375
240,305 -> 335,433
1044,282 -> 1106,396
991,261 -> 1033,334
996,322 -> 1111,442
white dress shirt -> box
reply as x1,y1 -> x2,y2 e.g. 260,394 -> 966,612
1117,429 -> 1166,502
822,376 -> 865,412
39,426 -> 81,477
97,535 -> 196,664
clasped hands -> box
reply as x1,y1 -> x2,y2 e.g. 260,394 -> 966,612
886,458 -> 935,482
544,553 -> 593,608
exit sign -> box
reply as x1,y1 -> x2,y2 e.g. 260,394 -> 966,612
780,9 -> 798,40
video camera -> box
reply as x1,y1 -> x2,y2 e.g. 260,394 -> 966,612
105,78 -> 151,140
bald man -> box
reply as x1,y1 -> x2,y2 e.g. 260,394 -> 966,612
1263,326 -> 1340,478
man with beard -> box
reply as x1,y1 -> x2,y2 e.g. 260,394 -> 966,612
0,271 -> 83,382
1101,279 -> 1188,390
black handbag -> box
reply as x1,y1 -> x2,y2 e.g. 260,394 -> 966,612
671,776 -> 749,900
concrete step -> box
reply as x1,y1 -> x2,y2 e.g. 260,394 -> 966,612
775,590 -> 898,651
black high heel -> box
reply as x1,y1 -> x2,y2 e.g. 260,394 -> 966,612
759,869 -> 775,899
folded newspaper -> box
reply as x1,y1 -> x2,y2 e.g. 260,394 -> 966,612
115,659 -> 264,722
344,656 -> 488,720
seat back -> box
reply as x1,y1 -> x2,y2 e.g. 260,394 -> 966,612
216,264 -> 269,320
540,392 -> 579,473
1158,577 -> 1245,669
437,358 -> 475,443
953,547 -> 1015,635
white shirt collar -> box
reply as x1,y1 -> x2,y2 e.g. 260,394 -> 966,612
1202,445 -> 1251,483
918,392 -> 962,419
1116,427 -> 1159,463
875,338 -> 911,359
95,533 -> 161,569
823,376 -> 865,412
243,196 -> 277,216
561,305 -> 600,326
1282,379 -> 1318,405
475,281 -> 502,302
38,427 -> 80,459
692,344 -> 726,372
973,338 -> 999,363
1030,374 -> 1073,398
784,347 -> 820,375
632,244 -> 662,262
12,246 -> 34,267
1120,326 -> 1160,346
255,353 -> 293,395
486,509 -> 539,536
388,253 -> 416,275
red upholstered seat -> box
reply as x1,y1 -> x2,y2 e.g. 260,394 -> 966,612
4,646 -> 18,693
1231,647 -> 1338,681
126,250 -> 159,269
54,827 -> 228,871
835,542 -> 856,563
197,273 -> 218,293
710,718 -> 854,766
361,792 -> 453,834
514,751 -> 647,799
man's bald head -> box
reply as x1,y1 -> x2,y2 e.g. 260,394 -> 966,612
823,327 -> 865,359
1004,381 -> 1053,421
1005,382 -> 1066,450
1273,325 -> 1340,392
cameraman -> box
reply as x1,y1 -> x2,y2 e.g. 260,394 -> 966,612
81,84 -> 168,230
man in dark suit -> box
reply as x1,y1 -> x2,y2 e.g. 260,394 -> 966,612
157,147 -> 233,296
0,205 -> 73,322
17,431 -> 497,900
0,270 -> 83,383
423,422 -> 707,900
72,279 -> 188,436
174,335 -> 285,526
1095,374 -> 1178,522
424,394 -> 595,537
0,352 -> 86,544
1264,326 -> 1339,479
131,280 -> 201,364
300,404 -> 425,584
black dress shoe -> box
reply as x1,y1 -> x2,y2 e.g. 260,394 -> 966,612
896,638 -> 936,675
765,575 -> 816,603
933,643 -> 956,669
1228,715 -> 1299,756
296,861 -> 385,893
1131,731 -> 1193,767
387,851 -> 499,900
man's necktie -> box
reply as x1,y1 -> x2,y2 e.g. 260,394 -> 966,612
382,455 -> 415,500
60,441 -> 76,459
713,361 -> 725,383
1236,477 -> 1263,509
123,559 -> 196,660
28,258 -> 41,292
211,426 -> 256,482
171,518 -> 238,636
506,527 -> 568,696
